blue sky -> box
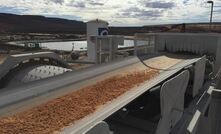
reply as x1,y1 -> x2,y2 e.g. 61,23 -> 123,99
0,0 -> 221,26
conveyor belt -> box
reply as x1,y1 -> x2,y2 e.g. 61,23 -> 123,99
61,56 -> 202,134
0,54 -> 202,134
0,54 -> 181,111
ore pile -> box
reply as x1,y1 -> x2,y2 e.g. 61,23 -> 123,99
0,69 -> 159,134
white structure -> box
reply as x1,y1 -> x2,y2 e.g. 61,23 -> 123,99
90,35 -> 124,64
87,19 -> 109,61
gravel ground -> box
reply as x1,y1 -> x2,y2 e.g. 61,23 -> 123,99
0,69 -> 159,134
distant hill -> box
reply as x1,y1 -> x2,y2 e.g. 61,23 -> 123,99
0,13 -> 86,34
0,13 -> 145,35
110,22 -> 221,35
0,13 -> 220,35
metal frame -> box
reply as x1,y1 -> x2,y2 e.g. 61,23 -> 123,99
134,33 -> 156,56
92,35 -> 123,64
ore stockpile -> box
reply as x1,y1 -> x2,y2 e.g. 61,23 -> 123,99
0,69 -> 159,134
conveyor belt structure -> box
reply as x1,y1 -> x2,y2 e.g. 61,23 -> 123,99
0,54 -> 204,134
